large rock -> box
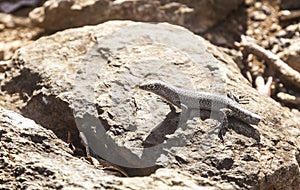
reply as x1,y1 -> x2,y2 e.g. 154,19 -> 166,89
29,0 -> 243,33
0,107 -> 224,189
1,21 -> 300,189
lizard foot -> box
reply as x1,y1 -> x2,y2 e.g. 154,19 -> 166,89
227,92 -> 249,104
218,125 -> 227,142
217,108 -> 232,142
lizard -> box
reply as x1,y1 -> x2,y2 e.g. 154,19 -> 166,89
138,80 -> 261,141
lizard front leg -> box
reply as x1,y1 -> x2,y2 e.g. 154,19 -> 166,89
217,108 -> 232,142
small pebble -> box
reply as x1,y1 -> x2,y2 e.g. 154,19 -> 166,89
252,22 -> 260,29
0,24 -> 5,31
245,0 -> 255,6
261,40 -> 269,48
0,73 -> 5,80
254,2 -> 262,9
277,30 -> 287,37
251,11 -> 267,21
238,24 -> 243,31
271,45 -> 279,54
262,5 -> 271,15
270,23 -> 280,32
246,30 -> 254,36
286,24 -> 298,32
254,29 -> 261,34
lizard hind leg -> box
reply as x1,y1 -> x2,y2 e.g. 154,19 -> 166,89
217,108 -> 232,142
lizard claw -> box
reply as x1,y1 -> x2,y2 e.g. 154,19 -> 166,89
227,92 -> 250,104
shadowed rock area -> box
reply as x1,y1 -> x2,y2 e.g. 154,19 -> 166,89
0,20 -> 300,189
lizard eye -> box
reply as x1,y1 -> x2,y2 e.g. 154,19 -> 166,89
148,84 -> 159,90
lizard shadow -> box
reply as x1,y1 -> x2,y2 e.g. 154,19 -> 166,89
142,107 -> 261,148
227,118 -> 261,142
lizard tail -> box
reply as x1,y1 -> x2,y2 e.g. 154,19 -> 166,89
232,106 -> 261,125
241,110 -> 261,125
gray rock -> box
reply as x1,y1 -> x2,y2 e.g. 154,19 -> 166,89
0,107 -> 232,189
29,0 -> 243,33
0,106 -> 104,189
2,21 -> 300,189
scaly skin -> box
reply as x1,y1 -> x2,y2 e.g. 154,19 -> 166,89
138,80 -> 261,140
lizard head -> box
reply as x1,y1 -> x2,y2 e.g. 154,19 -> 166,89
138,80 -> 165,93
138,80 -> 180,107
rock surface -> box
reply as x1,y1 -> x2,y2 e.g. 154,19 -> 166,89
0,107 -> 224,189
1,20 -> 300,189
29,0 -> 243,33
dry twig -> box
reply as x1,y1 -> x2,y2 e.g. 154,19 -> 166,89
240,35 -> 300,89
277,92 -> 300,105
279,10 -> 300,21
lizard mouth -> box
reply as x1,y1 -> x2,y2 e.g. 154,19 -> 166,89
137,82 -> 148,89
136,84 -> 146,91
